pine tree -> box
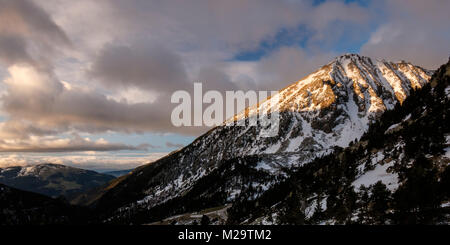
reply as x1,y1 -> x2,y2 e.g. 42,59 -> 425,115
369,181 -> 391,224
392,154 -> 441,224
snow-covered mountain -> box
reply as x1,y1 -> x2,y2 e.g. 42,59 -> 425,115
92,54 -> 434,223
231,60 -> 450,224
229,53 -> 431,153
0,163 -> 115,198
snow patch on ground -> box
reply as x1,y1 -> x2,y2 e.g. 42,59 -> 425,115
444,147 -> 450,159
352,161 -> 399,192
333,97 -> 368,147
263,141 -> 281,154
255,161 -> 273,171
17,166 -> 37,177
385,122 -> 401,134
402,113 -> 411,121
286,136 -> 303,152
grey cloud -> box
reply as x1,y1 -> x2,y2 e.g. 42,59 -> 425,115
0,144 -> 146,153
81,0 -> 370,94
89,42 -> 259,95
1,66 -> 208,136
0,0 -> 70,68
109,0 -> 305,52
197,66 -> 241,92
361,0 -> 450,69
0,0 -> 69,43
111,0 -> 370,55
34,0 -> 371,93
0,134 -> 149,153
307,1 -> 370,32
253,47 -> 336,91
0,35 -> 31,65
0,120 -> 59,139
88,43 -> 190,93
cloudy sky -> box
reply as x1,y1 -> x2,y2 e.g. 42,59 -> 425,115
0,0 -> 448,171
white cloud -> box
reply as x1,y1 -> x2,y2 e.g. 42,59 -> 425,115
0,152 -> 168,171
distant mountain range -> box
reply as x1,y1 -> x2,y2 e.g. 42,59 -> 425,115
0,163 -> 115,199
103,169 -> 133,178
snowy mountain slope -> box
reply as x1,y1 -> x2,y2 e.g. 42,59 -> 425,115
229,54 -> 431,152
229,59 -> 450,225
0,163 -> 115,198
92,54 -> 433,223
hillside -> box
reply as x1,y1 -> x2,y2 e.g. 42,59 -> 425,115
0,183 -> 87,225
0,163 -> 115,198
88,54 -> 435,224
227,58 -> 450,225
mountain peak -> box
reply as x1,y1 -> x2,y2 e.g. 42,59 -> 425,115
227,54 -> 433,156
238,54 -> 432,122
93,55 -> 435,222
332,53 -> 376,67
332,54 -> 420,71
335,53 -> 365,60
